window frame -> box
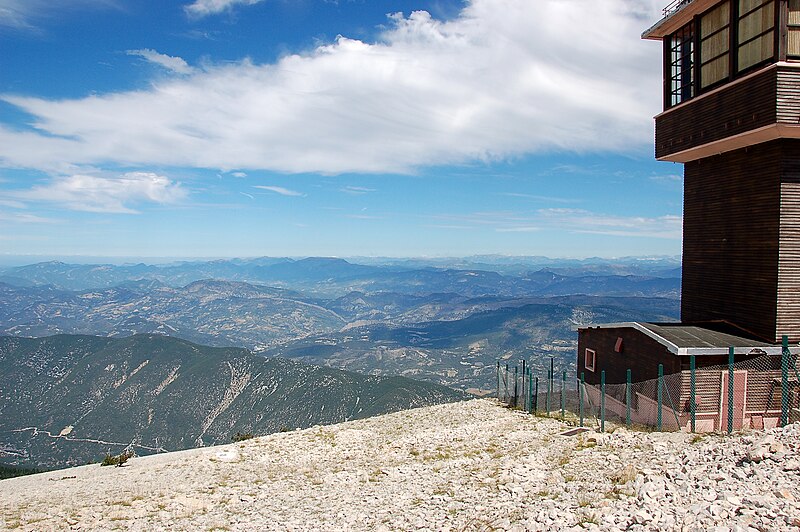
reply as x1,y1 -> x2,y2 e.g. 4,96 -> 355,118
584,348 -> 596,373
735,0 -> 778,74
662,0 -> 780,109
786,0 -> 800,58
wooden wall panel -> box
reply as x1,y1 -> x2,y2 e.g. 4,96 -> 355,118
682,141 -> 782,341
577,327 -> 679,385
656,67 -> 777,158
776,142 -> 800,341
776,67 -> 800,123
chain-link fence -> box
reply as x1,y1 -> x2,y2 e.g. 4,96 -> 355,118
497,340 -> 800,433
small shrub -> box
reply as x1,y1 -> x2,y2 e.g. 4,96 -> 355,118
100,450 -> 134,467
231,432 -> 254,442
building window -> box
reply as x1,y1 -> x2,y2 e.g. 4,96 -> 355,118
584,348 -> 596,373
662,0 -> 780,109
789,0 -> 800,58
700,2 -> 731,88
736,0 -> 775,73
668,21 -> 695,107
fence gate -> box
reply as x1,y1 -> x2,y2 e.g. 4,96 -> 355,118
719,370 -> 747,431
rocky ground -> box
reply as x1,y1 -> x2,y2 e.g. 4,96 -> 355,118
1,399 -> 798,531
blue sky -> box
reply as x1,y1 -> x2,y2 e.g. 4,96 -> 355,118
0,0 -> 681,261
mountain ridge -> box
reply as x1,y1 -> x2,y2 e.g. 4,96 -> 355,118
0,334 -> 466,469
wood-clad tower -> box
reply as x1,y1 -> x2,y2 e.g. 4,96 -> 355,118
644,0 -> 800,343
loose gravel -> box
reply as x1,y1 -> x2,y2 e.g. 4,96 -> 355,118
1,399 -> 798,531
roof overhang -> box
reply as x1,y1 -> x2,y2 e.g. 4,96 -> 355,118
642,0 -> 718,40
578,321 -> 797,356
657,123 -> 800,163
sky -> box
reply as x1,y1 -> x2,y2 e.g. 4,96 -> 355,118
0,0 -> 682,261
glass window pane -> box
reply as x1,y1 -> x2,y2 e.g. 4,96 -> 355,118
738,2 -> 774,43
790,0 -> 800,25
702,3 -> 730,38
788,28 -> 800,56
740,0 -> 767,16
738,32 -> 774,71
702,55 -> 730,87
701,28 -> 730,63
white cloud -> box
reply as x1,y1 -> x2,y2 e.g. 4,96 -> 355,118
496,226 -> 540,232
4,172 -> 187,213
184,0 -> 264,18
499,192 -> 579,204
253,185 -> 304,197
537,208 -> 682,239
0,0 -> 663,175
428,207 -> 681,239
0,0 -> 117,30
340,186 -> 376,195
0,211 -> 59,223
127,49 -> 195,75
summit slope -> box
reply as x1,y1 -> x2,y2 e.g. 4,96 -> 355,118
1,399 -> 798,531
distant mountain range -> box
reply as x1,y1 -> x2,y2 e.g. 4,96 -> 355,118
0,279 -> 345,350
0,334 -> 466,470
264,295 -> 680,392
0,256 -> 681,297
0,257 -> 681,394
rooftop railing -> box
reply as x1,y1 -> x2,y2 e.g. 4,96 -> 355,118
663,0 -> 695,17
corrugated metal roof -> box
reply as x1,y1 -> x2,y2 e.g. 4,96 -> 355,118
639,323 -> 774,349
579,322 -> 793,356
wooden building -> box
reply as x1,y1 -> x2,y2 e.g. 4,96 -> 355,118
649,0 -> 800,344
578,0 -> 800,429
578,322 -> 793,430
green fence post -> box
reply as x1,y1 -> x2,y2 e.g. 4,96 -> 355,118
546,357 -> 554,417
561,370 -> 566,419
521,360 -> 527,411
626,368 -> 632,427
579,372 -> 585,427
534,376 -> 539,414
513,366 -> 519,408
496,361 -> 500,400
728,347 -> 734,435
690,355 -> 696,433
657,364 -> 664,431
528,368 -> 533,414
782,335 -> 790,427
504,364 -> 509,403
600,370 -> 606,433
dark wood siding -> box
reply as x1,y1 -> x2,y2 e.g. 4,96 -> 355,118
682,141 -> 782,341
682,139 -> 800,343
776,67 -> 800,123
577,327 -> 680,385
776,144 -> 800,340
655,66 -> 777,159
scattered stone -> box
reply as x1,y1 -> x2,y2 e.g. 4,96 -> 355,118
0,399 -> 797,531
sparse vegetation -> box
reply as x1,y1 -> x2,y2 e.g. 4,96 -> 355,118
231,432 -> 254,442
0,464 -> 43,479
100,450 -> 133,467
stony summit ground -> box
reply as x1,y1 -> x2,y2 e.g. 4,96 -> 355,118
1,399 -> 798,531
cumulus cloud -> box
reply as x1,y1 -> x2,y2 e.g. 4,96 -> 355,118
184,0 -> 264,18
253,185 -> 304,197
5,172 -> 187,213
0,0 -> 663,175
127,49 -> 195,75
